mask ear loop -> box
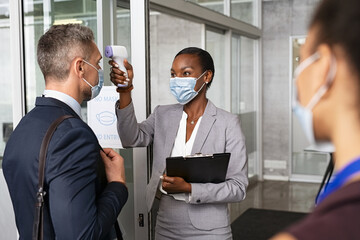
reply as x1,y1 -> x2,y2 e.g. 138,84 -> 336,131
293,52 -> 321,78
306,54 -> 337,110
82,77 -> 94,88
196,70 -> 208,81
196,82 -> 207,93
292,52 -> 321,109
195,70 -> 209,93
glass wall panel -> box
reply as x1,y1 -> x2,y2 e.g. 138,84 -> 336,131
0,1 -> 11,165
23,0 -> 97,113
206,30 -> 226,110
231,35 -> 257,177
150,11 -> 202,110
187,0 -> 224,15
231,0 -> 255,26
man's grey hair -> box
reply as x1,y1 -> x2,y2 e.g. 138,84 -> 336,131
37,24 -> 94,80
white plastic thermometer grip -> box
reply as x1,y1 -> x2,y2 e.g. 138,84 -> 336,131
105,45 -> 129,87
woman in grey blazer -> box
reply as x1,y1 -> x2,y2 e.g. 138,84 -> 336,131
110,47 -> 248,239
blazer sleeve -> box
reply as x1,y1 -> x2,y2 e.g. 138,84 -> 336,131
189,114 -> 248,204
115,101 -> 157,148
47,126 -> 128,239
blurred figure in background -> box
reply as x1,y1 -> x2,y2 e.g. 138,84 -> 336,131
272,0 -> 360,239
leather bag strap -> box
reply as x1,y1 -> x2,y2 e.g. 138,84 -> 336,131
32,115 -> 74,240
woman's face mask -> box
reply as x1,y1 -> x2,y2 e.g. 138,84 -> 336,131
169,71 -> 207,105
292,52 -> 337,152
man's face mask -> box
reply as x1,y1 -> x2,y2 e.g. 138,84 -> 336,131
82,60 -> 104,100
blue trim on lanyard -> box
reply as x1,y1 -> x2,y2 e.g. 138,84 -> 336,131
316,157 -> 360,204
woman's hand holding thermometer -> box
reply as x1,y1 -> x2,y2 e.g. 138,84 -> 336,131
105,45 -> 129,87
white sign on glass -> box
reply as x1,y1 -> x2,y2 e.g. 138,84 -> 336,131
87,86 -> 122,148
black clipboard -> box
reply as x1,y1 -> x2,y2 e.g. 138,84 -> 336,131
166,153 -> 230,183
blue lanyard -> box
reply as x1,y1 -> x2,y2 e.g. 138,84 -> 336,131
316,157 -> 360,204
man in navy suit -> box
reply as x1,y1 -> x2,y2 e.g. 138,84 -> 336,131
2,24 -> 128,239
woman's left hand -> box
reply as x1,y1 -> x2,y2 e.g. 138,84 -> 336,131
161,174 -> 191,194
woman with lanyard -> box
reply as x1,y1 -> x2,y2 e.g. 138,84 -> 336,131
109,47 -> 248,239
271,0 -> 360,239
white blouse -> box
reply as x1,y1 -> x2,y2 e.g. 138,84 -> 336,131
160,111 -> 203,202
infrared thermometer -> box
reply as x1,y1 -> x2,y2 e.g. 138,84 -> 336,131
105,45 -> 129,87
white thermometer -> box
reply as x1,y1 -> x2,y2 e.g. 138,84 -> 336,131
105,45 -> 129,87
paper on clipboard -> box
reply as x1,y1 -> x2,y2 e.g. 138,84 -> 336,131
166,153 -> 230,183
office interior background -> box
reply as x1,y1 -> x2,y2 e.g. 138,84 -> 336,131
0,0 -> 326,239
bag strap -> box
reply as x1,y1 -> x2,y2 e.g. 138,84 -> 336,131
33,115 -> 74,240
115,220 -> 123,240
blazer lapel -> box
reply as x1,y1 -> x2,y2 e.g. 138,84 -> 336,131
163,104 -> 183,158
191,100 -> 217,154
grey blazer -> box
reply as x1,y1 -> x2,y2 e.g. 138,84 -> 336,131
116,100 -> 248,230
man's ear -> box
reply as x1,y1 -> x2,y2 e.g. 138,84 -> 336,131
316,44 -> 333,85
73,57 -> 84,78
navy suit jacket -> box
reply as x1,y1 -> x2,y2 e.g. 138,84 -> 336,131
2,97 -> 128,239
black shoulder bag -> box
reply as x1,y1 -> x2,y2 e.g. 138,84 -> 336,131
32,115 -> 123,240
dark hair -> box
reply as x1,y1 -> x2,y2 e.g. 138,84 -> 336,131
175,47 -> 215,88
310,0 -> 360,77
37,24 -> 94,80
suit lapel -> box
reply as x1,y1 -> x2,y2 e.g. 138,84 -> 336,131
191,100 -> 217,154
163,104 -> 183,158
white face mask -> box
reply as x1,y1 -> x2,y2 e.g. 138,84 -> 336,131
292,52 -> 337,152
82,60 -> 104,100
169,71 -> 207,105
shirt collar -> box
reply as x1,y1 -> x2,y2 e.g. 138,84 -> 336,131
43,90 -> 82,117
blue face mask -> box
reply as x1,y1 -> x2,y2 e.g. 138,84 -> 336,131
169,71 -> 207,105
292,52 -> 336,152
82,60 -> 104,100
